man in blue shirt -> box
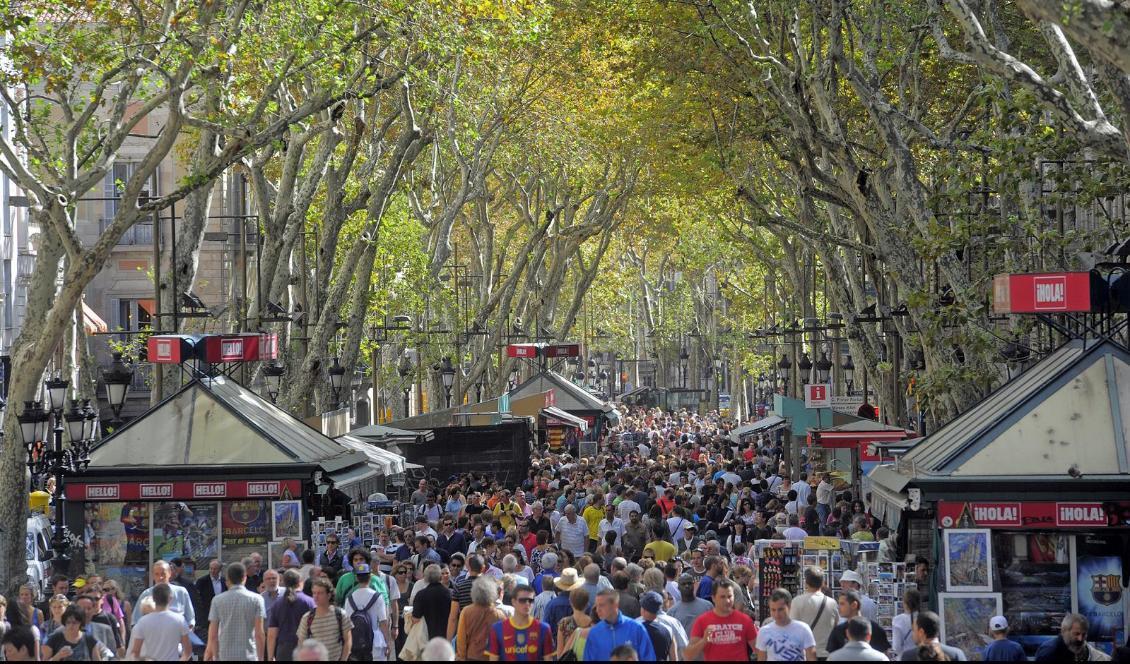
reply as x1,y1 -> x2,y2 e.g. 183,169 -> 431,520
983,616 -> 1026,661
584,588 -> 657,661
543,569 -> 583,633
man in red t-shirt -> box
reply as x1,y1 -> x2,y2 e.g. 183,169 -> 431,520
686,578 -> 759,661
656,487 -> 677,517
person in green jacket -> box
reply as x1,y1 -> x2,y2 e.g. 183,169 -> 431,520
335,549 -> 388,606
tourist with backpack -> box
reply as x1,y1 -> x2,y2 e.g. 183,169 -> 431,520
296,578 -> 351,661
342,565 -> 391,662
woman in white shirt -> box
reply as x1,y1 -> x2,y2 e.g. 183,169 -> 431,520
890,587 -> 921,660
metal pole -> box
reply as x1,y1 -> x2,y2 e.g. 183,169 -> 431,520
50,418 -> 68,561
152,207 -> 163,400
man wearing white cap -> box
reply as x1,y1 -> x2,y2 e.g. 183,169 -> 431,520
983,615 -> 1025,661
839,570 -> 878,623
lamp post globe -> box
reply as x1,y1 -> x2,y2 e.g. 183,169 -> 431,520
263,362 -> 286,403
842,354 -> 856,392
327,357 -> 347,402
18,401 -> 47,447
102,353 -> 135,420
815,351 -> 832,385
440,357 -> 456,408
45,374 -> 69,413
64,400 -> 86,444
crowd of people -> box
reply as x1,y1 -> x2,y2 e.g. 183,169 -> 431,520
0,405 -> 1124,661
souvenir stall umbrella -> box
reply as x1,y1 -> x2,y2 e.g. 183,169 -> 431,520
867,338 -> 1130,659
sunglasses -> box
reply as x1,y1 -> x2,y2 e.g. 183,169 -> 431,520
395,571 -> 407,576
451,562 -> 463,568
514,597 -> 535,604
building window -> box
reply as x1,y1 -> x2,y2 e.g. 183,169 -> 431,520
103,163 -> 158,220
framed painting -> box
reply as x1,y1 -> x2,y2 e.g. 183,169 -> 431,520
939,592 -> 1002,661
944,528 -> 993,592
271,500 -> 303,541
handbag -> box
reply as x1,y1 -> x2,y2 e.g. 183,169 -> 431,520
398,618 -> 428,661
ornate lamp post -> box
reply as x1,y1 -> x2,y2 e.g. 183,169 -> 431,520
20,375 -> 99,564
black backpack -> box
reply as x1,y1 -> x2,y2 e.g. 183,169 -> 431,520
347,591 -> 380,661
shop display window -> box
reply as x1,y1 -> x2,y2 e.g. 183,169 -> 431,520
995,533 -> 1071,656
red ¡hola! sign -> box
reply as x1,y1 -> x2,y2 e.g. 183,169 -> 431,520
993,272 -> 1093,314
937,501 -> 1110,528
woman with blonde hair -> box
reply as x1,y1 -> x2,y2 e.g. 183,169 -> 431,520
641,568 -> 665,594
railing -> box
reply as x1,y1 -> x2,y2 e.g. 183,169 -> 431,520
99,219 -> 154,246
16,252 -> 35,281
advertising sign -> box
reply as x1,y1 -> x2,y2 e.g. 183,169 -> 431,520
1077,536 -> 1125,654
992,272 -> 1094,314
937,501 -> 1122,529
72,479 -> 301,502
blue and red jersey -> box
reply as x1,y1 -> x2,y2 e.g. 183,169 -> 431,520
486,617 -> 555,661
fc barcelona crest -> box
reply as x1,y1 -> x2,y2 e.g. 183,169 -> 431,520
1092,574 -> 1122,605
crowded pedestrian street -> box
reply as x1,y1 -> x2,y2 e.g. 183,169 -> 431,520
2,0 -> 1130,661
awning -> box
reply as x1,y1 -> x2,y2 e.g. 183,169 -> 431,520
137,299 -> 156,316
541,406 -> 589,432
867,466 -> 912,529
82,301 -> 108,334
335,435 -> 406,475
326,463 -> 382,490
730,415 -> 786,442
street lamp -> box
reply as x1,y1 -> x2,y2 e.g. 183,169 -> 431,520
20,376 -> 98,564
815,351 -> 832,384
679,347 -> 689,388
262,362 -> 286,404
439,357 -> 456,408
327,357 -> 347,405
798,352 -> 813,385
842,354 -> 856,393
101,353 -> 134,422
44,374 -> 68,413
776,353 -> 791,393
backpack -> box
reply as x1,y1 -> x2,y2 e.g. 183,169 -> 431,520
347,591 -> 380,661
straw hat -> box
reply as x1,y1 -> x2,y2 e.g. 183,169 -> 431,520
554,568 -> 585,591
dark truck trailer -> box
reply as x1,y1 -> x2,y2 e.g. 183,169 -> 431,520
399,420 -> 533,489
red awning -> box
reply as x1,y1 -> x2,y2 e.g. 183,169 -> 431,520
137,299 -> 156,316
82,301 -> 108,334
810,429 -> 911,449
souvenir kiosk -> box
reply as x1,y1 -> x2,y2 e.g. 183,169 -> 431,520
868,338 -> 1130,659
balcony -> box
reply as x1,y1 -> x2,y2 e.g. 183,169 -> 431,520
99,219 -> 153,246
16,252 -> 35,282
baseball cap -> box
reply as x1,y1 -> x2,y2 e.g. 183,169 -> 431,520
640,591 -> 663,614
989,615 -> 1008,631
678,574 -> 696,587
354,563 -> 371,575
840,570 -> 863,585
